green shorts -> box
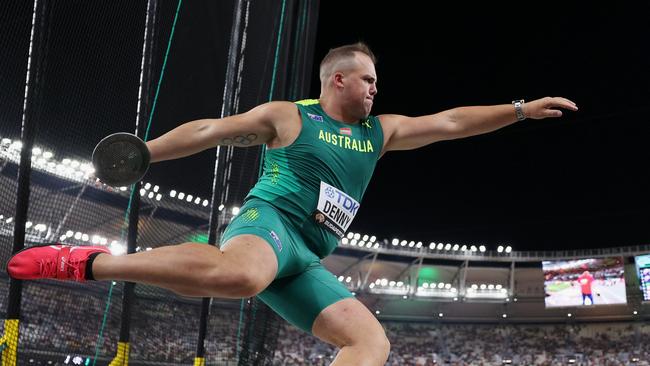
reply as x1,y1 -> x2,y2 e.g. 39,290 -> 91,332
221,197 -> 353,333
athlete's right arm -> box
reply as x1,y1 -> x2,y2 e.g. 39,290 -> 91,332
146,101 -> 294,163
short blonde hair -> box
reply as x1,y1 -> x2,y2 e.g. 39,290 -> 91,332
319,42 -> 377,83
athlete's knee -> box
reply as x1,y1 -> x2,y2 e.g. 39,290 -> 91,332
365,330 -> 390,363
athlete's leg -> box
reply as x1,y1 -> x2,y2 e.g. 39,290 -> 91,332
312,298 -> 390,366
92,234 -> 277,298
257,261 -> 389,366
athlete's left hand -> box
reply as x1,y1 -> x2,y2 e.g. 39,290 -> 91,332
523,97 -> 578,119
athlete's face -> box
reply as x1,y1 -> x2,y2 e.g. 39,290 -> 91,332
337,53 -> 377,119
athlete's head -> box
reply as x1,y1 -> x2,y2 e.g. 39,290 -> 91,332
319,42 -> 377,119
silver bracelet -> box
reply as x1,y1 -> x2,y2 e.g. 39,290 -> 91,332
512,99 -> 526,121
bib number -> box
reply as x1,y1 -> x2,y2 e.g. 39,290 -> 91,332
312,181 -> 359,238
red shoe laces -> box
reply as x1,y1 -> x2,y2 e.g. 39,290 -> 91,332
37,257 -> 83,281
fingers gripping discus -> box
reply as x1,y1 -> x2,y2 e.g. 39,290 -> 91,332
92,132 -> 150,186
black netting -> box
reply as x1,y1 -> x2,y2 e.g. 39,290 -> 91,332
2,0 -> 319,365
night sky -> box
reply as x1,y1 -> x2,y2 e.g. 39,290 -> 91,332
311,2 -> 650,251
2,2 -> 649,253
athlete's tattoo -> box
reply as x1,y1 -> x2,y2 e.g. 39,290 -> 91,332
220,133 -> 258,146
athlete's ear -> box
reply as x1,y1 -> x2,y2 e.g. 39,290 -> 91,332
333,72 -> 345,89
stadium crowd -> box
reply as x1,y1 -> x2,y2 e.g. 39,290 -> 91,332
1,282 -> 649,365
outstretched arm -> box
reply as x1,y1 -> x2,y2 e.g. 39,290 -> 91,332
146,101 -> 296,163
380,97 -> 578,153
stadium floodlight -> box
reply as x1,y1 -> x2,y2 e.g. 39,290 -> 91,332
345,276 -> 351,283
634,310 -> 638,315
505,246 -> 512,253
74,232 -> 82,240
156,194 -> 162,201
350,239 -> 357,246
347,232 -> 355,239
362,234 -> 369,241
408,241 -> 414,247
502,314 -> 507,318
495,284 -> 502,290
153,185 -> 159,192
416,241 -> 422,248
567,313 -> 572,317
66,230 -> 74,237
429,242 -> 435,249
10,141 -> 22,150
423,283 -> 429,288
369,283 -> 375,289
109,242 -> 126,256
148,192 -> 154,199
400,240 -> 407,246
59,235 -> 67,241
365,242 -> 372,248
354,233 -> 361,240
403,295 -> 408,299
370,236 -> 376,242
341,238 -> 348,245
358,240 -> 365,247
452,244 -> 460,251
218,204 -> 224,211
438,313 -> 443,317
497,245 -> 504,253
373,243 -> 380,249
232,207 -> 240,215
380,279 -> 388,286
480,284 -> 486,290
471,284 -> 478,289
170,190 -> 177,197
120,186 -> 128,191
488,284 -> 494,290
70,160 -> 80,168
81,234 -> 89,242
460,245 -> 467,251
178,192 -> 185,200
445,243 -> 452,251
436,243 -> 443,250
194,197 -> 200,204
139,189 -> 146,196
144,182 -> 151,190
470,245 -> 477,252
1,138 -> 11,145
42,151 -> 53,159
100,238 -> 107,245
186,195 -> 193,202
202,199 -> 209,207
396,281 -> 404,287
32,147 -> 42,155
389,281 -> 396,287
25,221 -> 32,228
445,283 -> 451,289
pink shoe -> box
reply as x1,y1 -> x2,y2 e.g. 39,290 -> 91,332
7,244 -> 110,282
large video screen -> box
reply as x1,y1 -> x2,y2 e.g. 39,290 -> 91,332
634,254 -> 650,301
542,257 -> 626,308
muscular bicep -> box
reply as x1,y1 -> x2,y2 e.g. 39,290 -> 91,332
379,111 -> 463,153
202,101 -> 299,148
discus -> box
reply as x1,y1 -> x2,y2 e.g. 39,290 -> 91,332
92,132 -> 150,186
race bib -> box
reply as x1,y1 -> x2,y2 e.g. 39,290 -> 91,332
312,181 -> 360,238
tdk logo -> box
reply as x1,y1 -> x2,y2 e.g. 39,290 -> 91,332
331,190 -> 359,215
307,113 -> 323,122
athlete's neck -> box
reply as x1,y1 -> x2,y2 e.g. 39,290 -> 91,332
318,96 -> 360,125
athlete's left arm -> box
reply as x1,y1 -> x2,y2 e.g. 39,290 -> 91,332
379,97 -> 577,153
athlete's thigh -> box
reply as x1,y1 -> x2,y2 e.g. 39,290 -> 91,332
221,198 -> 307,279
257,262 -> 353,334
